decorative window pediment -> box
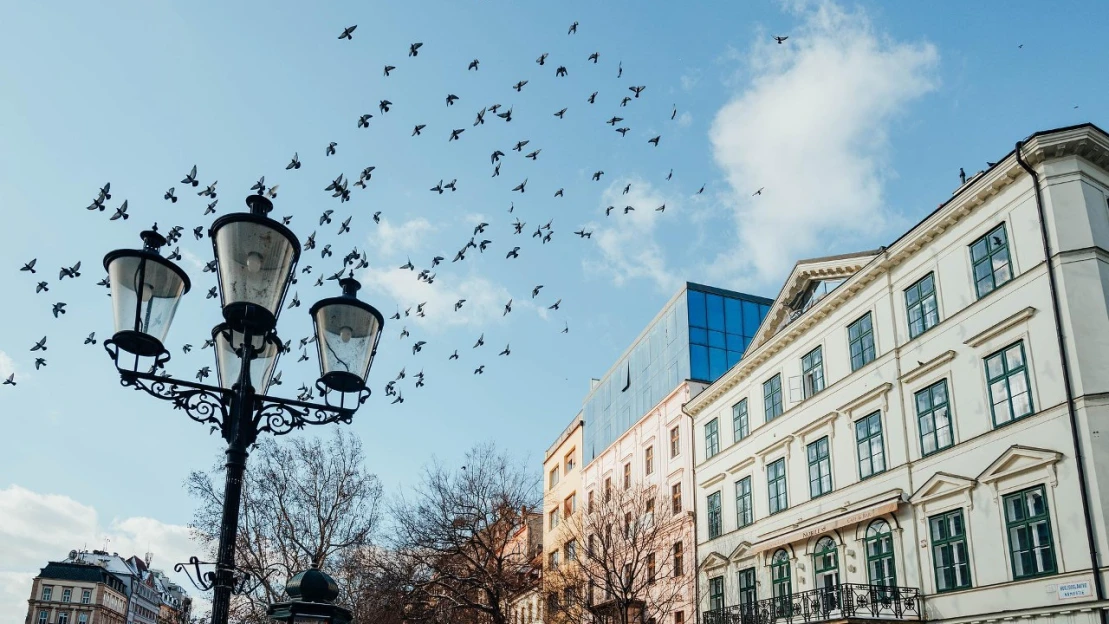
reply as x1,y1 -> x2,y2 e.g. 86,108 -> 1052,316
977,445 -> 1062,491
728,541 -> 754,562
837,383 -> 893,420
700,551 -> 729,571
909,472 -> 976,511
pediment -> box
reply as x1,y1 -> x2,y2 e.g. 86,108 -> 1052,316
728,541 -> 753,562
699,551 -> 729,571
978,445 -> 1062,486
909,472 -> 976,507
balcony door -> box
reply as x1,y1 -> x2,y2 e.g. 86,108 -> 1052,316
812,537 -> 840,612
770,550 -> 792,617
738,567 -> 757,621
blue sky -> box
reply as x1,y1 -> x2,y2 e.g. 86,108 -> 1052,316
0,0 -> 1104,616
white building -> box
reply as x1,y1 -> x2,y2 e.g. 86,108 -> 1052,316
687,123 -> 1109,624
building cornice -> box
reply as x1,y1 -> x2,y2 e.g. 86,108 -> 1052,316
685,124 -> 1109,419
963,306 -> 1036,348
899,350 -> 957,385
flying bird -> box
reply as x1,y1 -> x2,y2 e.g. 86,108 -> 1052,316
379,100 -> 392,113
409,42 -> 423,56
449,350 -> 459,360
549,299 -> 561,310
554,107 -> 567,118
35,358 -> 46,370
199,181 -> 218,198
52,302 -> 66,317
449,128 -> 465,141
205,200 -> 218,215
592,171 -> 604,181
100,183 -> 112,200
656,204 -> 666,212
181,165 -> 199,186
110,201 -> 129,221
326,142 -> 337,156
499,344 -> 511,356
648,135 -> 660,146
568,21 -> 578,34
503,299 -> 512,316
752,187 -> 764,196
588,52 -> 599,63
506,247 -> 520,259
446,93 -> 459,106
532,285 -> 543,298
412,124 -> 426,136
630,85 -> 646,98
774,35 -> 789,44
607,116 -> 624,126
512,179 -> 527,193
555,66 -> 568,77
513,80 -> 528,92
357,114 -> 372,128
2,374 -> 13,386
468,59 -> 479,71
588,91 -> 598,104
30,336 -> 47,351
59,262 -> 81,280
20,259 -> 36,273
338,216 -> 351,235
338,25 -> 357,40
536,53 -> 548,65
525,149 -> 541,160
84,332 -> 97,345
197,366 -> 210,381
574,229 -> 592,238
474,366 -> 484,375
286,153 -> 301,170
207,287 -> 217,299
384,65 -> 395,76
412,341 -> 426,354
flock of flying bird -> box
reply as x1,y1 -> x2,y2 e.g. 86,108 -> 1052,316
8,19 -> 787,404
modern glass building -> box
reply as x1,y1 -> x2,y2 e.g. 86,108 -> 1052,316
583,282 -> 772,461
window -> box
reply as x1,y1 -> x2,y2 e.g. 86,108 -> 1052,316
672,541 -> 684,576
565,539 -> 577,561
930,509 -> 971,591
738,567 -> 757,613
549,551 -> 560,569
58,614 -> 69,624
807,437 -> 832,498
970,224 -> 1013,298
735,477 -> 753,527
671,483 -> 682,514
670,426 -> 680,457
916,380 -> 954,455
733,398 -> 749,442
81,589 -> 91,604
801,346 -> 825,398
768,458 -> 788,514
645,498 -> 656,526
623,462 -> 632,489
549,467 -> 559,489
705,418 -> 720,458
848,313 -> 876,371
549,507 -> 560,529
645,446 -> 654,475
856,412 -> 886,479
604,477 -> 612,501
41,586 -> 52,601
708,575 -> 725,612
647,552 -> 657,584
764,374 -> 783,421
866,520 -> 897,588
625,511 -> 633,538
674,611 -> 685,624
62,588 -> 71,603
565,493 -> 577,516
38,612 -> 47,624
1004,486 -> 1056,579
986,342 -> 1034,427
905,273 -> 939,338
78,614 -> 88,624
771,550 -> 792,615
588,534 -> 595,556
707,491 -> 722,539
565,449 -> 576,473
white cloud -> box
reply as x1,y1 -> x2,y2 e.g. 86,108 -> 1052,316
677,111 -> 693,128
708,0 -> 938,284
356,265 -> 525,332
583,178 -> 682,294
0,485 -> 200,623
366,217 -> 436,259
0,351 -> 14,380
680,69 -> 701,91
179,248 -> 206,273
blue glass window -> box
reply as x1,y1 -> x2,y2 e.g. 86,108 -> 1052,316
688,291 -> 707,327
707,294 -> 726,330
691,344 -> 709,381
708,330 -> 726,349
742,301 -> 763,336
709,347 -> 728,380
725,298 -> 743,330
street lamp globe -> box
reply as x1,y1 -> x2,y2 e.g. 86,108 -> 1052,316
212,323 -> 283,393
309,275 -> 384,393
210,195 -> 300,335
267,566 -> 352,624
103,229 -> 191,357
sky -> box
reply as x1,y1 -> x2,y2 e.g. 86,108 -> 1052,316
0,0 -> 1104,618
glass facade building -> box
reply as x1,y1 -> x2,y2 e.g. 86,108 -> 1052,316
583,283 -> 772,461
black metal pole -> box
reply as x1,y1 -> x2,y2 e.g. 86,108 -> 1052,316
210,330 -> 258,624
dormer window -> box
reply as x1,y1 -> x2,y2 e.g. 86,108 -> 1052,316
786,278 -> 846,325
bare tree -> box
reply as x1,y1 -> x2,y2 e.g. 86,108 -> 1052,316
543,484 -> 691,624
391,443 -> 541,624
187,429 -> 383,622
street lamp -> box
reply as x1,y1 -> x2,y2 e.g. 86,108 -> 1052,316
266,565 -> 352,624
103,194 -> 384,624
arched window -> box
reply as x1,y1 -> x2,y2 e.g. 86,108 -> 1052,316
866,520 -> 897,591
771,549 -> 792,616
813,536 -> 840,612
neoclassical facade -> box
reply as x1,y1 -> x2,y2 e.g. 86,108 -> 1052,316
688,123 -> 1109,624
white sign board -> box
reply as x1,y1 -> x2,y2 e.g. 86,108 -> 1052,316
1058,581 -> 1092,600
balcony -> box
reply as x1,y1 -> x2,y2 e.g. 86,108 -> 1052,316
704,584 -> 922,624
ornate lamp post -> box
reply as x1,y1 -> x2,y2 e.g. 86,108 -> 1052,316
266,565 -> 352,624
102,195 -> 384,624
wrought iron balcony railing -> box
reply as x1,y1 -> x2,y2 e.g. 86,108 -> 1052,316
704,583 -> 922,624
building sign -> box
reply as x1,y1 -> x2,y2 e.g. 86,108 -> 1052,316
752,495 -> 902,554
1058,581 -> 1092,600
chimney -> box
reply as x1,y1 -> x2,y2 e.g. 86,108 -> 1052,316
590,377 -> 601,391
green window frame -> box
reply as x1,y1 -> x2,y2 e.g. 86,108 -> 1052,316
705,418 -> 720,458
764,374 -> 783,421
707,491 -> 722,539
866,520 -> 897,589
1004,486 -> 1056,579
768,458 -> 788,514
856,412 -> 886,479
930,509 -> 972,592
738,567 -> 757,609
733,398 -> 749,443
848,313 -> 876,371
916,380 -> 954,456
802,346 -> 825,398
970,224 -> 1013,299
807,437 -> 832,498
905,273 -> 939,339
708,575 -> 725,612
813,536 -> 839,585
771,550 -> 792,616
985,342 -> 1034,427
735,476 -> 753,528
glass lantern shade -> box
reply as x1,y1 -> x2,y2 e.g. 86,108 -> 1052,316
309,278 -> 384,393
210,196 -> 300,334
103,232 -> 191,357
212,324 -> 282,393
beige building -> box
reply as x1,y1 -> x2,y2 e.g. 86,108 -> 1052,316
689,123 -> 1109,624
544,413 -> 584,593
506,513 -> 545,624
25,562 -> 128,624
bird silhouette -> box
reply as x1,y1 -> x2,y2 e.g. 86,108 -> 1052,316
549,299 -> 562,310
774,35 -> 789,44
588,91 -> 598,104
34,358 -> 46,370
383,65 -> 395,76
198,181 -> 218,198
59,262 -> 81,280
474,365 -> 485,375
468,59 -> 479,71
110,201 -> 129,221
20,259 -> 36,273
409,42 -> 423,56
338,216 -> 351,235
512,179 -> 527,193
84,332 -> 96,345
286,153 -> 301,170
412,124 -> 426,136
207,287 -> 217,299
513,80 -> 528,92
31,336 -> 47,351
506,247 -> 520,259
648,135 -> 660,146
181,165 -> 199,187
562,322 -> 569,334
52,302 -> 67,318
205,200 -> 218,215
449,128 -> 465,141
413,341 -> 426,354
568,21 -> 578,34
357,114 -> 372,128
193,226 -> 204,240
588,52 -> 599,63
449,350 -> 459,360
753,187 -> 764,196
555,66 -> 568,77
554,108 -> 567,118
197,367 -> 210,381
503,299 -> 513,316
473,334 -> 484,348
2,374 -> 14,386
326,142 -> 337,156
536,53 -> 548,65
574,229 -> 592,238
379,100 -> 392,113
499,344 -> 511,356
630,85 -> 646,98
338,25 -> 357,40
